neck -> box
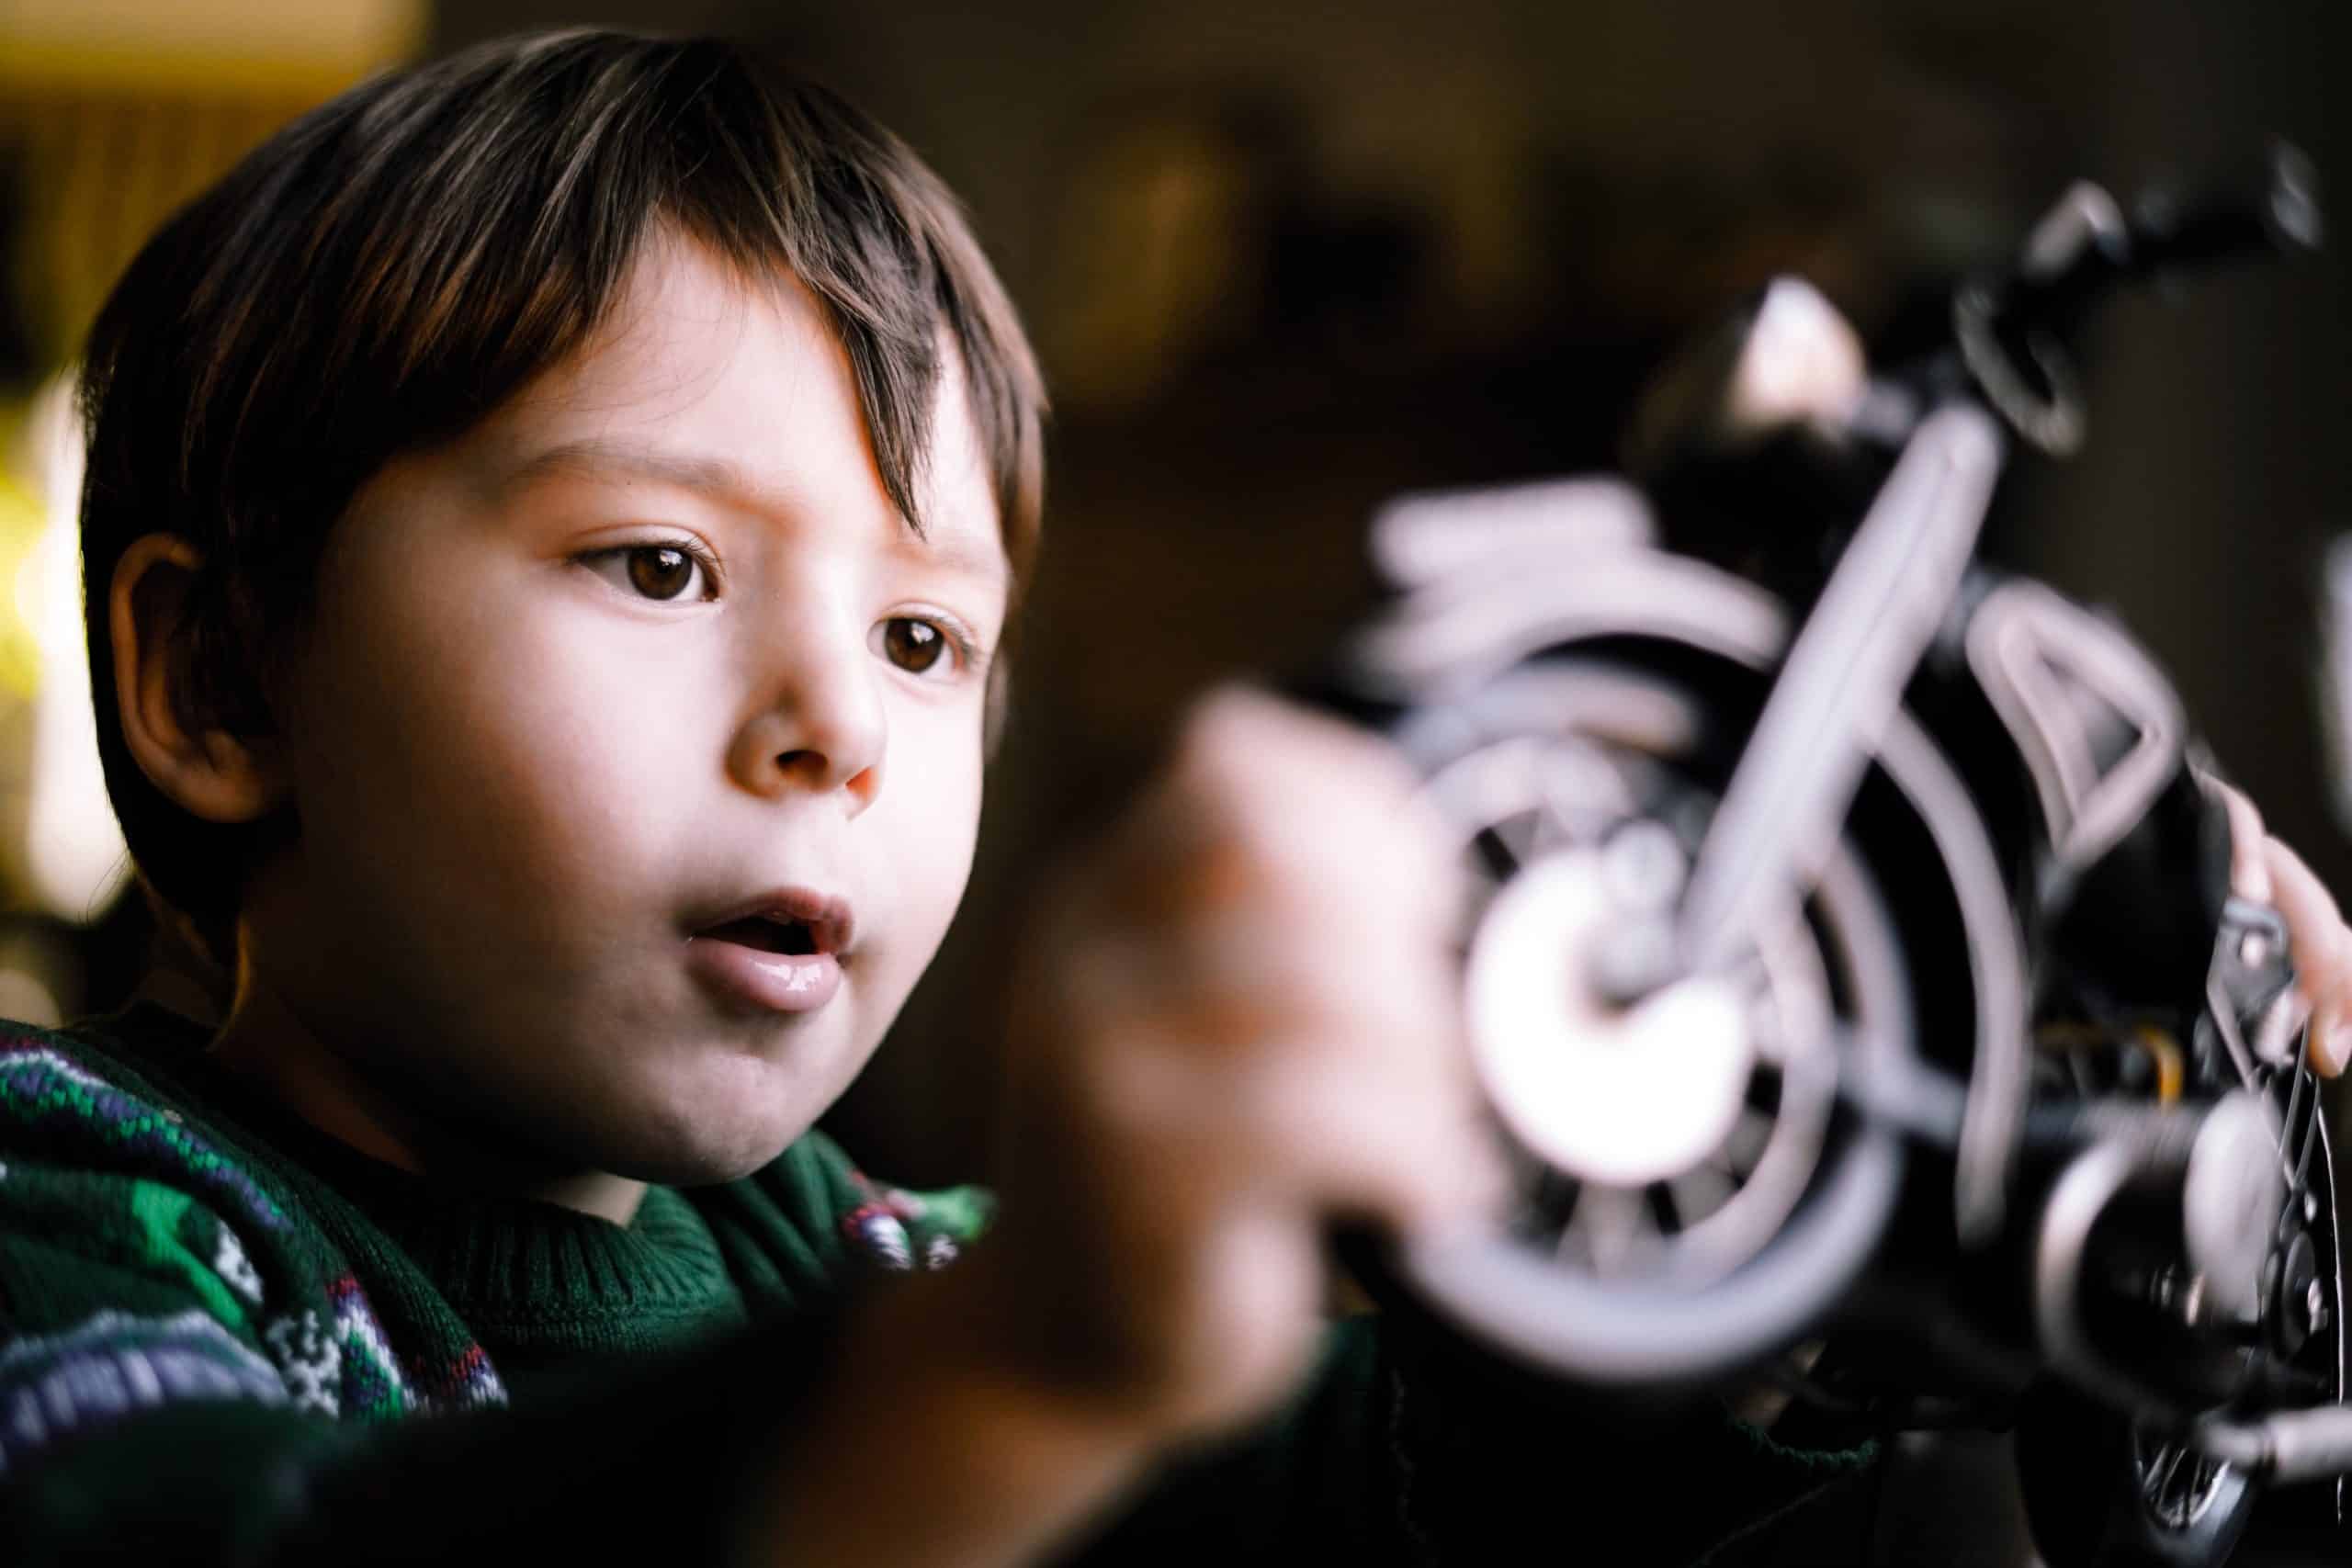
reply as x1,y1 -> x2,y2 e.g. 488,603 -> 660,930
207,966 -> 647,1226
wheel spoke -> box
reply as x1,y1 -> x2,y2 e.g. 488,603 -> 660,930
2280,1066 -> 2313,1191
1724,1108 -> 1774,1172
1531,745 -> 1619,848
1669,1167 -> 1736,1228
1566,1184 -> 1649,1276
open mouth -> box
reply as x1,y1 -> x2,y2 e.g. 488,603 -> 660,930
704,914 -> 820,956
685,890 -> 853,1014
691,889 -> 854,960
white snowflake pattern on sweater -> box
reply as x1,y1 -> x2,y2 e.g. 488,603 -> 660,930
263,1309 -> 341,1416
212,1224 -> 265,1307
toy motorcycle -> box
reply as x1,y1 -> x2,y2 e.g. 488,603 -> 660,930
1333,148 -> 2346,1566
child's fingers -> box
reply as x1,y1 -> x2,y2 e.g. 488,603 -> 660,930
1074,912 -> 1487,1148
1229,1044 -> 1509,1239
1165,686 -> 1461,904
2258,833 -> 2352,1077
1059,871 -> 1497,1237
2204,776 -> 2273,906
2194,773 -> 2352,1077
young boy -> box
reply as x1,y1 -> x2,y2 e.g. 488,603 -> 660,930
6,28 -> 2348,1566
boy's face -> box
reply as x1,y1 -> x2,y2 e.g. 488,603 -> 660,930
244,234 -> 1007,1186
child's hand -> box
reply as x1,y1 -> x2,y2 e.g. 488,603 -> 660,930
2207,778 -> 2352,1077
757,691 -> 1498,1567
984,687 -> 1500,1440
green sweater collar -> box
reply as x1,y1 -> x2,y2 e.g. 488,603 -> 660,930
87,1005 -> 747,1350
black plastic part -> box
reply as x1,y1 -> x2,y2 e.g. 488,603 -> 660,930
2016,1386 -> 2256,1568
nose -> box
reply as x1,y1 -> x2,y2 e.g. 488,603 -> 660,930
727,619 -> 886,815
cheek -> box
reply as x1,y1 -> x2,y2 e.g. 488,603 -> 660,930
292,575 -> 713,947
874,714 -> 985,945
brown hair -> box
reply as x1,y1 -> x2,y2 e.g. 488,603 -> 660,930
79,29 -> 1046,956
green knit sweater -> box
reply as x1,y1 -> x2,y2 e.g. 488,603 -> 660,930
0,1007 -> 1865,1564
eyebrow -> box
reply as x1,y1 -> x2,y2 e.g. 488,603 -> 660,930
495,435 -> 1009,590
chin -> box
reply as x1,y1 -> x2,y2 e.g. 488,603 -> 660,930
585,1063 -> 831,1188
615,1145 -> 790,1188
595,1117 -> 803,1188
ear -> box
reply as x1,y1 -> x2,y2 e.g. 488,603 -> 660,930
109,534 -> 288,824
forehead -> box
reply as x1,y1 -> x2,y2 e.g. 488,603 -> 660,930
464,232 -> 1007,588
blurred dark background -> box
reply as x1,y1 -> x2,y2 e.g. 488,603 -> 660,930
1,3 -> 2348,1563
0,0 -> 2345,1170
542,0 -> 2340,1192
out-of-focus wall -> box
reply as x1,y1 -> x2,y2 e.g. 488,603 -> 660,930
434,2 -> 2350,1194
0,7 -> 2337,1560
2,0 -> 424,357
8,0 -> 2342,1197
0,0 -> 424,1019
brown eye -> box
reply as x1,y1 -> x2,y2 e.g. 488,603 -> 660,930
879,616 -> 947,673
626,546 -> 700,601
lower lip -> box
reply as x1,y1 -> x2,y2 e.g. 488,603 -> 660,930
685,936 -> 843,1013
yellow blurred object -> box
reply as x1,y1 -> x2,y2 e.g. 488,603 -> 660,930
15,375 -> 130,922
0,1 -> 416,923
0,457 -> 40,701
2133,1024 -> 2186,1106
1,0 -> 424,364
0,0 -> 422,92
